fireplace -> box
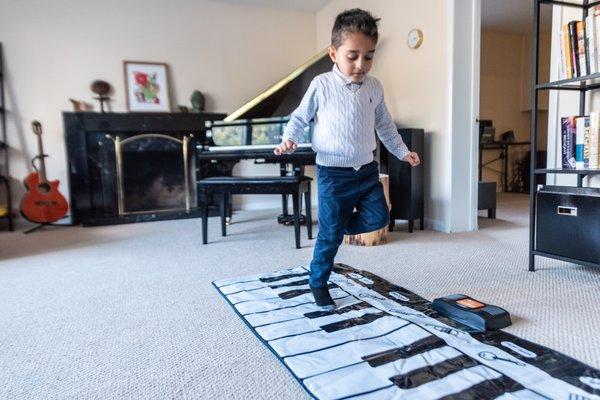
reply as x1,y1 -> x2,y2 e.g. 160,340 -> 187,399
111,133 -> 192,215
64,112 -> 225,226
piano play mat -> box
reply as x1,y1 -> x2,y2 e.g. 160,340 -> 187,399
213,264 -> 600,400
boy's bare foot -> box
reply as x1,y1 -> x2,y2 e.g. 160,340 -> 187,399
310,285 -> 336,311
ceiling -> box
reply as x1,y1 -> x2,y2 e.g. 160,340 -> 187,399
205,0 -> 331,13
481,0 -> 553,34
203,0 -> 553,34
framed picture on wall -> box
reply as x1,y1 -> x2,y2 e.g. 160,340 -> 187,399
123,61 -> 171,112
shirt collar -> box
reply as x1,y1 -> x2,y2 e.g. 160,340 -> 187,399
332,64 -> 362,87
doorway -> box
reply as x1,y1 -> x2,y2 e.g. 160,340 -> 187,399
479,0 -> 552,217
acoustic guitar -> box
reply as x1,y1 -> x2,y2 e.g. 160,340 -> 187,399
20,121 -> 68,223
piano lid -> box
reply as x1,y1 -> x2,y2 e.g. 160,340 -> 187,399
224,48 -> 333,122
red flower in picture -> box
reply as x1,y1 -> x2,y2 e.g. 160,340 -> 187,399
134,72 -> 148,87
132,71 -> 159,104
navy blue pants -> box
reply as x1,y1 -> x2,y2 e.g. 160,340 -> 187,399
309,161 -> 389,288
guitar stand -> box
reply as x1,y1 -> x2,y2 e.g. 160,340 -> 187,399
24,219 -> 70,234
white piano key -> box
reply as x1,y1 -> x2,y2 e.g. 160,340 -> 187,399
213,266 -> 307,288
352,366 -> 505,400
493,389 -> 550,400
303,345 -> 463,400
207,143 -> 312,152
256,306 -> 382,341
284,324 -> 430,379
220,274 -> 308,295
271,315 -> 410,358
235,288 -> 349,315
227,282 -> 311,304
245,296 -> 362,327
398,365 -> 503,400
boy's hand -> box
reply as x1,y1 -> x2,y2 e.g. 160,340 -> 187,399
274,139 -> 297,155
403,152 -> 420,166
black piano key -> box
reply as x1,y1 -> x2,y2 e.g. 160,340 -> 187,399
278,283 -> 335,300
243,294 -> 351,316
269,279 -> 308,289
260,272 -> 308,283
303,302 -> 372,319
283,323 -> 408,359
389,355 -> 479,389
319,312 -> 385,333
436,375 -> 525,400
362,336 -> 447,367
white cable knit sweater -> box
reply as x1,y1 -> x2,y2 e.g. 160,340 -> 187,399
282,64 -> 410,167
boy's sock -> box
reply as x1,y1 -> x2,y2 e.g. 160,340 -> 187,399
310,285 -> 336,310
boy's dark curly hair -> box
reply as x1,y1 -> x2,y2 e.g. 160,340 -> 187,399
331,9 -> 380,48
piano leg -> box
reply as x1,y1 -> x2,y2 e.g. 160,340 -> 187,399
279,194 -> 289,221
220,193 -> 228,237
201,197 -> 208,244
278,162 -> 308,226
278,162 -> 291,224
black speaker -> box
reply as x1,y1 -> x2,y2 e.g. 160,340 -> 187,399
379,128 -> 424,232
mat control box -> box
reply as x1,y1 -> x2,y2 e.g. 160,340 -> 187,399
432,294 -> 511,332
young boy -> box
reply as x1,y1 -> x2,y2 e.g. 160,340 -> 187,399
274,8 -> 420,310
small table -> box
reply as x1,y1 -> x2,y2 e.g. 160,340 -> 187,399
479,141 -> 531,192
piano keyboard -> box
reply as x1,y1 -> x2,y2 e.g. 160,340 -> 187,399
213,265 -> 600,400
206,143 -> 312,152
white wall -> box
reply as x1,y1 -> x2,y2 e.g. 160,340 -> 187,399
449,0 -> 479,233
0,0 -> 316,212
2,0 -> 482,232
317,0 -> 477,232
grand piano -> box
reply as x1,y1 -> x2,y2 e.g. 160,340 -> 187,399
198,48 -> 332,165
197,49 -> 333,221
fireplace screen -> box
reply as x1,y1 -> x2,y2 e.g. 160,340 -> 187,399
108,134 -> 192,215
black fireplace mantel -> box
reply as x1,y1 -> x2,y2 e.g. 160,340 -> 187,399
64,112 -> 225,226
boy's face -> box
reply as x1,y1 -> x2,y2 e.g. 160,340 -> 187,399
329,32 -> 376,83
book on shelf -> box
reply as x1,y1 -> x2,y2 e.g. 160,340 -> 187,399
562,24 -> 573,79
589,112 -> 599,169
561,116 -> 577,169
586,13 -> 597,75
561,114 -> 600,170
577,21 -> 588,76
559,9 -> 600,79
595,6 -> 600,73
568,21 -> 580,77
575,116 -> 587,169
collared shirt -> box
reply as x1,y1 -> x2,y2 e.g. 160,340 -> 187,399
332,64 -> 363,93
282,64 -> 410,168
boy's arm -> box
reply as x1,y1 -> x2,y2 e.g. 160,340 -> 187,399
374,94 -> 410,161
281,80 -> 319,144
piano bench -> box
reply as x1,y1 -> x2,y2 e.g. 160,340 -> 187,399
197,176 -> 313,249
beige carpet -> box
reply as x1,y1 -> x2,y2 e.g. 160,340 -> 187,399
0,193 -> 598,399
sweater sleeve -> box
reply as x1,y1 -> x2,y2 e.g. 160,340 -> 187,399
282,79 -> 318,144
374,84 -> 410,161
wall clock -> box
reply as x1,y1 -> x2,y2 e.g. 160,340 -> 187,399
407,29 -> 423,49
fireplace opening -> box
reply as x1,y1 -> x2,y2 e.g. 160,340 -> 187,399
109,133 -> 193,216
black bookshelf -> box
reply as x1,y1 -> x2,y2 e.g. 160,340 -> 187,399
0,43 -> 13,231
530,0 -> 599,270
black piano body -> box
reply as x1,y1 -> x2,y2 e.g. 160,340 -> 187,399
197,117 -> 316,221
197,116 -> 316,174
196,48 -> 333,168
196,49 -> 333,217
